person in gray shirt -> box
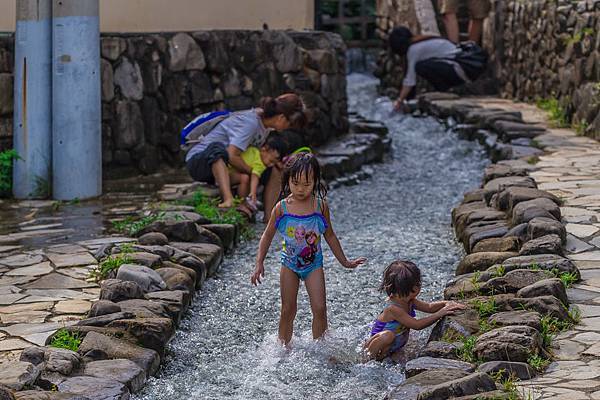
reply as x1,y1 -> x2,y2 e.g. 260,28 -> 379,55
186,93 -> 307,208
388,26 -> 470,112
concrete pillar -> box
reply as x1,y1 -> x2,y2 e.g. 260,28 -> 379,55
52,0 -> 101,200
12,0 -> 53,199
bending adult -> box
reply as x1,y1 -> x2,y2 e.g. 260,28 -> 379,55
185,94 -> 307,208
388,26 -> 469,112
438,0 -> 491,44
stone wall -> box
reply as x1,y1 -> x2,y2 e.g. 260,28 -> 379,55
0,30 -> 348,173
0,35 -> 12,152
374,0 -> 600,137
485,0 -> 600,137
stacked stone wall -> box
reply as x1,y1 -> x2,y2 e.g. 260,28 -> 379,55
0,30 -> 349,173
487,0 -> 600,137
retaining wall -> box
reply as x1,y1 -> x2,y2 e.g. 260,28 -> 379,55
0,30 -> 349,175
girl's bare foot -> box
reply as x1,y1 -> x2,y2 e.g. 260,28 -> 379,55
218,199 -> 234,208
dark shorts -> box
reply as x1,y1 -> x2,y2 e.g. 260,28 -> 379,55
416,59 -> 466,92
186,142 -> 229,184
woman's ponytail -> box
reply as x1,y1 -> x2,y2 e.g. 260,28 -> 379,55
259,93 -> 308,129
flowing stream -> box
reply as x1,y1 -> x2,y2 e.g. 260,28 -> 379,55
135,74 -> 488,400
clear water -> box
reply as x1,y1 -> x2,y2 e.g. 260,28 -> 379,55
135,74 -> 488,400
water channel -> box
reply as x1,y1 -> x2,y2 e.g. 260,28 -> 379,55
135,74 -> 488,400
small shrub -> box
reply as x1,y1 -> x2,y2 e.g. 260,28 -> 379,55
0,149 -> 19,198
539,314 -> 573,348
493,265 -> 506,278
568,306 -> 581,323
50,329 -> 82,351
440,329 -> 464,343
478,318 -> 495,333
471,298 -> 498,319
456,335 -> 478,363
527,353 -> 550,372
89,253 -> 132,281
551,269 -> 578,288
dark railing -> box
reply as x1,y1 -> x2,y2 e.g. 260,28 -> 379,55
315,0 -> 379,48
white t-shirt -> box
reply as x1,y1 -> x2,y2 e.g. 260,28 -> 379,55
403,38 -> 464,87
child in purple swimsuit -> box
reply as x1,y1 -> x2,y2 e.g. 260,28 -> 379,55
365,260 -> 465,360
252,153 -> 366,345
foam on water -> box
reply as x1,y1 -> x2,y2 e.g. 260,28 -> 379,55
135,74 -> 488,400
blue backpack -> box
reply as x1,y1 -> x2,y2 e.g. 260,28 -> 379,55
180,110 -> 231,154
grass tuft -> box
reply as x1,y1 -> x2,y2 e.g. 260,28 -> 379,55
0,150 -> 19,198
471,298 -> 499,319
527,353 -> 550,372
456,335 -> 478,364
536,97 -> 569,128
112,212 -> 167,237
89,252 -> 132,281
50,329 -> 82,351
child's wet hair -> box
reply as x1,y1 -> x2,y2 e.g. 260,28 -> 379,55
380,260 -> 422,297
263,135 -> 286,158
280,152 -> 328,200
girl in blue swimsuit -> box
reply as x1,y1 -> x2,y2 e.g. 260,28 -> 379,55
365,260 -> 465,360
252,152 -> 366,345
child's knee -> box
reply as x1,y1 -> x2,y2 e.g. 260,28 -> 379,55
381,330 -> 395,344
281,303 -> 297,319
311,303 -> 327,319
239,173 -> 250,183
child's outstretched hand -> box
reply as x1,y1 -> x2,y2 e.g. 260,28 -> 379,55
343,257 -> 367,269
251,264 -> 265,286
440,301 -> 466,316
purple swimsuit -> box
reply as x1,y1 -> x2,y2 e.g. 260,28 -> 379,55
371,303 -> 416,353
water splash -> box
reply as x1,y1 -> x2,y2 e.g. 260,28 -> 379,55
135,74 -> 487,400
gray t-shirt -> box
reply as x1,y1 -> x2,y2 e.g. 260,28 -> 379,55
185,109 -> 268,162
403,38 -> 463,87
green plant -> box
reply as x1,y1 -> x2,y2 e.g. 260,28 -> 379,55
568,306 -> 581,323
536,98 -> 569,128
575,119 -> 589,136
551,269 -> 578,288
527,155 -> 540,165
112,212 -> 166,236
539,314 -> 573,348
0,149 -> 19,197
440,329 -> 464,343
456,335 -> 478,363
493,265 -> 506,278
50,329 -> 82,351
89,253 -> 132,281
478,318 -> 495,333
530,139 -> 543,149
471,298 -> 498,319
527,353 -> 550,372
529,263 -> 542,271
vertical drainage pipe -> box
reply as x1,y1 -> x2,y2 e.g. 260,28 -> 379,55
12,0 -> 53,199
52,0 -> 101,200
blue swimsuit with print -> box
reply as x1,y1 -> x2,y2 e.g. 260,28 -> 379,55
275,198 -> 328,280
370,304 -> 416,353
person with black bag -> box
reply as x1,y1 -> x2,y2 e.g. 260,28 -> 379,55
388,26 -> 487,112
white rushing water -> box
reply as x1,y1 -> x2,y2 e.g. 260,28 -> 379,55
135,74 -> 488,400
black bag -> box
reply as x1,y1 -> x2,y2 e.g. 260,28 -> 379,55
454,42 -> 488,81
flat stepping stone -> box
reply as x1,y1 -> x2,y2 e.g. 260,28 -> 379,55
20,223 -> 63,231
0,338 -> 32,351
0,361 -> 40,390
0,254 -> 45,268
53,300 -> 92,315
46,252 -> 97,268
566,234 -> 595,254
57,266 -> 95,280
566,223 -> 600,238
77,237 -> 135,247
0,276 -> 38,287
0,302 -> 55,314
0,294 -> 27,306
46,244 -> 88,254
0,311 -> 50,324
58,376 -> 129,400
23,273 -> 96,290
0,245 -> 22,253
0,322 -> 62,337
570,251 -> 600,261
4,262 -> 53,277
22,289 -> 98,300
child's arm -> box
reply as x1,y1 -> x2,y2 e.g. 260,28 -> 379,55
249,174 -> 260,202
251,203 -> 281,285
389,302 -> 461,330
413,299 -> 464,313
322,201 -> 366,269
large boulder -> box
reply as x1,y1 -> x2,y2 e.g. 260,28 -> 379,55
169,242 -> 223,277
495,187 -> 560,212
385,369 -> 470,400
88,301 -> 121,318
405,357 -> 475,378
519,234 -> 563,256
57,376 -> 129,400
417,372 -> 497,400
107,318 -> 174,355
472,237 -> 520,253
0,385 -> 14,400
29,347 -> 81,376
123,253 -> 162,268
14,391 -> 90,399
456,252 -> 518,275
419,341 -> 462,360
508,295 -> 570,320
100,279 -> 145,303
475,325 -> 543,362
116,299 -> 171,319
116,264 -> 166,292
155,268 -> 194,293
76,312 -> 136,328
77,331 -> 160,376
83,359 -> 145,393
0,362 -> 40,390
488,310 -> 542,331
478,361 -> 536,380
527,217 -> 566,243
137,232 -> 168,246
137,221 -> 222,246
480,269 -> 552,294
168,32 -> 206,71
491,254 -> 579,278
444,275 -> 481,300
483,176 -> 536,192
517,278 -> 569,306
160,261 -> 198,289
512,198 -> 561,225
429,309 -> 480,342
202,224 -> 237,252
465,225 -> 510,252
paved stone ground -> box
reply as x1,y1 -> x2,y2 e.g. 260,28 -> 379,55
467,97 -> 600,399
